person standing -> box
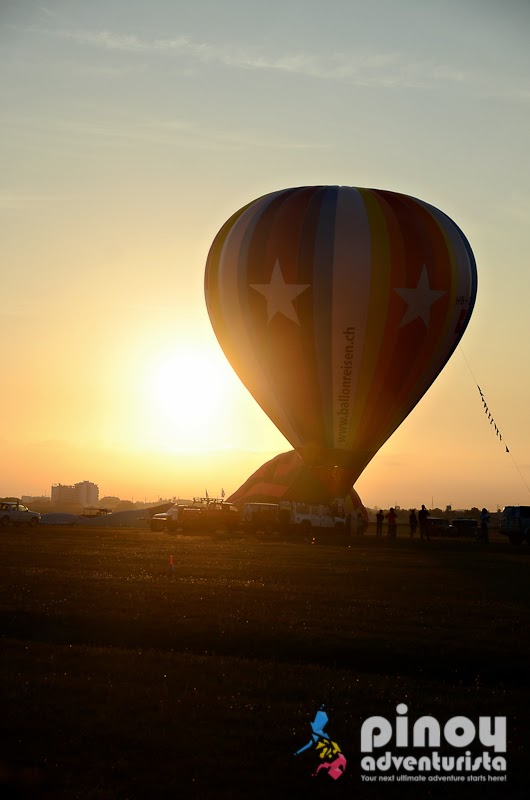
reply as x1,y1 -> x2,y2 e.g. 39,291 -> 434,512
376,509 -> 384,537
418,504 -> 430,541
409,509 -> 418,538
385,507 -> 398,538
479,508 -> 491,543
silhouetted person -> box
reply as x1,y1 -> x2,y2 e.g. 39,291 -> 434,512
409,509 -> 418,538
385,507 -> 397,538
479,508 -> 490,543
376,510 -> 384,537
356,511 -> 367,536
418,504 -> 430,541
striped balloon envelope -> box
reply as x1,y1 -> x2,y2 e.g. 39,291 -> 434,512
205,186 -> 477,496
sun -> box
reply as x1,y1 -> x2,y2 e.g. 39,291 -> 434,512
142,344 -> 235,451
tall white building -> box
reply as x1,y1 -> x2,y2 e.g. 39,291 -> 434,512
51,481 -> 99,506
74,481 -> 99,507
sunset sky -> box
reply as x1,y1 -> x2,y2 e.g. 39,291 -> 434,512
2,0 -> 529,510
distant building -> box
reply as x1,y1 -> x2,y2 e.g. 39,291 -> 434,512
51,481 -> 99,506
74,481 -> 99,507
51,484 -> 76,504
21,496 -> 50,505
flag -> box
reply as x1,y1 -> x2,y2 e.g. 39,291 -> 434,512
477,385 -> 509,454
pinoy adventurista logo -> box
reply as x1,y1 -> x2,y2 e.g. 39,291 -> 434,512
360,704 -> 507,786
294,705 -> 347,780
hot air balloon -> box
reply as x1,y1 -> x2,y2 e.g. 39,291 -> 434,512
205,186 -> 477,498
226,448 -> 368,522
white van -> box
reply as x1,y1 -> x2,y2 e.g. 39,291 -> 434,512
241,500 -> 345,535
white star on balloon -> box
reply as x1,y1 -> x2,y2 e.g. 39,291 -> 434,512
250,260 -> 310,324
394,265 -> 446,327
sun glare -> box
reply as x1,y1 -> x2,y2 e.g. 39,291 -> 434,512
144,346 -> 233,450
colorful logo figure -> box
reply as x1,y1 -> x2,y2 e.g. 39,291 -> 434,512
294,706 -> 347,780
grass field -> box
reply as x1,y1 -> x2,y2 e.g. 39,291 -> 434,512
1,524 -> 529,799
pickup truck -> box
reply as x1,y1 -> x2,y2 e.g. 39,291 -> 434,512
0,499 -> 41,527
150,497 -> 240,533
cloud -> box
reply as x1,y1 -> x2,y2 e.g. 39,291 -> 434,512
14,25 -> 530,103
56,28 -> 152,52
34,4 -> 62,20
28,26 -> 470,91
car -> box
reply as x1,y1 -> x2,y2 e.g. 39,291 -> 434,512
0,499 -> 41,527
449,518 -> 479,537
426,517 -> 451,535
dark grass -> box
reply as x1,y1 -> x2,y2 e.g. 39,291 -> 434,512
1,525 -> 529,799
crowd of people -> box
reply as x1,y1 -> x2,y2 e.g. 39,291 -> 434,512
374,505 -> 430,539
367,505 -> 492,541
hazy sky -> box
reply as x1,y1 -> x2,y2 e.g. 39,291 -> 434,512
2,0 -> 529,510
